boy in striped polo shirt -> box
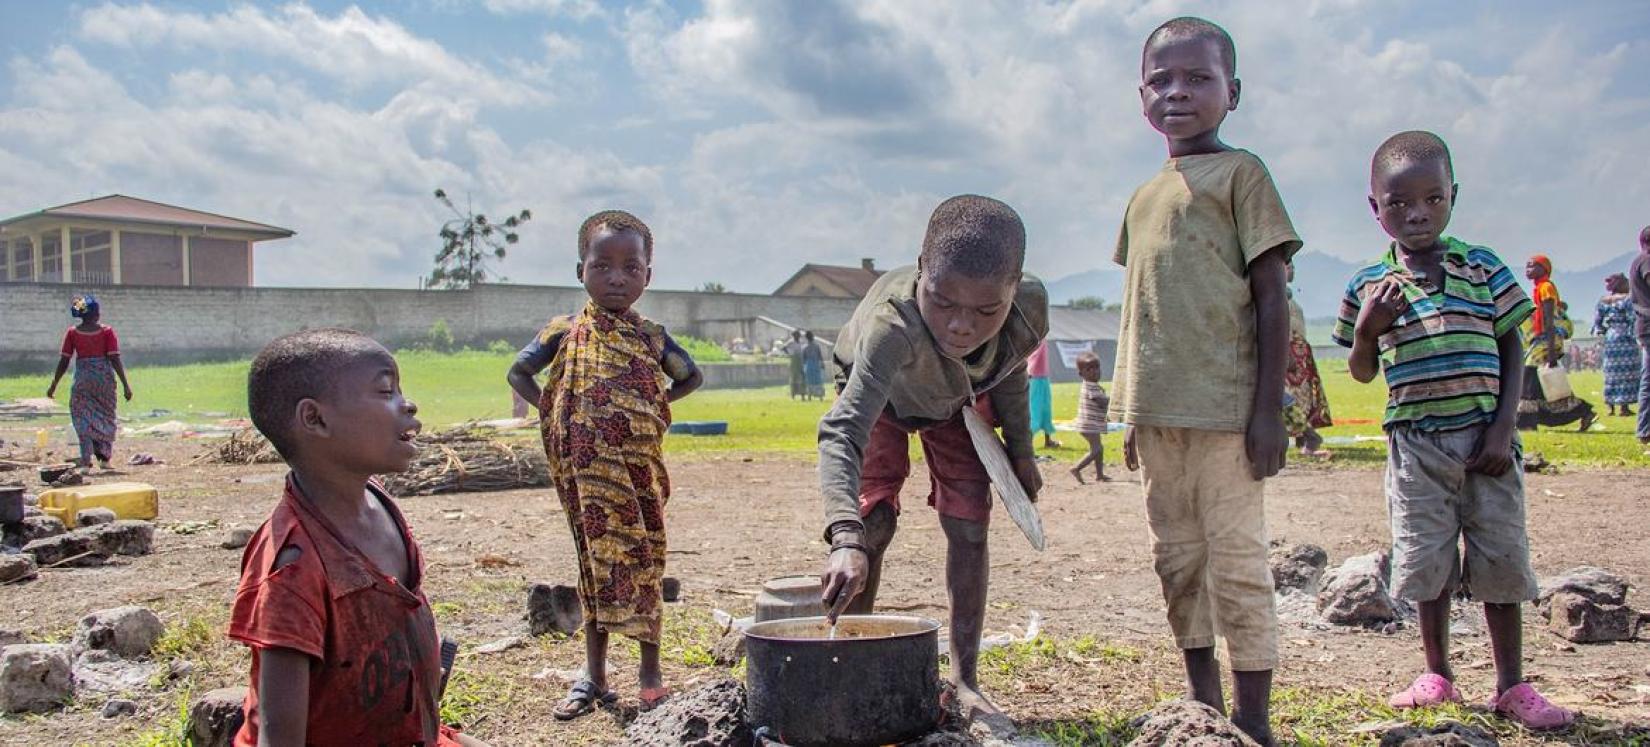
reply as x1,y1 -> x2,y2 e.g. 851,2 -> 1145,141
1334,131 -> 1573,730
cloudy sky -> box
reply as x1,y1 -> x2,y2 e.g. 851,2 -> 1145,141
1,0 -> 1646,295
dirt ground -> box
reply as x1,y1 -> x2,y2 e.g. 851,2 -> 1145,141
1,428 -> 1647,746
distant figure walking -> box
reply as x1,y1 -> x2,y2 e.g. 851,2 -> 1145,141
784,330 -> 806,399
1631,225 -> 1650,448
1026,340 -> 1060,449
1284,261 -> 1333,458
1519,255 -> 1596,431
1593,273 -> 1639,417
46,294 -> 133,470
801,331 -> 826,401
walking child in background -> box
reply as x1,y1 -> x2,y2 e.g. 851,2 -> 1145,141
1335,131 -> 1573,729
1111,18 -> 1299,744
1284,261 -> 1334,459
507,210 -> 703,720
45,294 -> 133,470
1068,351 -> 1110,484
785,329 -> 806,399
817,195 -> 1047,720
1027,340 -> 1061,449
230,329 -> 487,746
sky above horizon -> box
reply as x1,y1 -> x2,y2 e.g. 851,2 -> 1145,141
1,0 -> 1646,291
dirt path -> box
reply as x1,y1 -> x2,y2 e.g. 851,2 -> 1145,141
1,430 -> 1646,745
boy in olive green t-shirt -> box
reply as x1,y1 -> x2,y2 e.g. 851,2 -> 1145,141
1110,17 -> 1300,746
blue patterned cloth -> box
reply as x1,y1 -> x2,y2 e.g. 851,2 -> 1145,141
1594,296 -> 1641,405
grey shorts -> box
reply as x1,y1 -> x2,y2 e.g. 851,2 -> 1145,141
1385,424 -> 1538,604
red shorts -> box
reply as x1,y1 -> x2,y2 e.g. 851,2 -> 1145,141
860,399 -> 995,524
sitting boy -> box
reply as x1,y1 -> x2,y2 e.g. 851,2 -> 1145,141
229,328 -> 488,746
818,194 -> 1048,719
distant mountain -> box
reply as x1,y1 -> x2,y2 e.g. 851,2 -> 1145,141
1041,267 -> 1124,306
1552,252 -> 1637,327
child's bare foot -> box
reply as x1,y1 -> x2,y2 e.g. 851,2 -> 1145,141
1069,466 -> 1086,485
951,680 -> 1002,720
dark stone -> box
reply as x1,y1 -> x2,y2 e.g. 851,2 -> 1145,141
75,508 -> 118,527
527,583 -> 583,636
0,554 -> 37,583
101,697 -> 138,719
1270,543 -> 1329,594
87,520 -> 155,556
1379,721 -> 1500,746
221,528 -> 253,550
1127,700 -> 1260,746
621,679 -> 751,747
4,515 -> 65,548
1537,566 -> 1630,614
1318,551 -> 1406,626
1546,591 -> 1640,643
22,530 -> 108,567
663,576 -> 681,602
188,687 -> 248,747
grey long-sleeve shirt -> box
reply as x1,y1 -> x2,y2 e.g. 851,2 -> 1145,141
818,265 -> 1049,538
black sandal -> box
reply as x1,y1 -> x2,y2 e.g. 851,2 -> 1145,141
553,679 -> 615,721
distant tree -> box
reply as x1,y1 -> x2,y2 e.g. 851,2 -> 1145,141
699,281 -> 729,293
1069,295 -> 1106,310
428,188 -> 532,289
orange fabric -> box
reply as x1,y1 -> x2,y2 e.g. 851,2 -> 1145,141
1530,279 -> 1559,335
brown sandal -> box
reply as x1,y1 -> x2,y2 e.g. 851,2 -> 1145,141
554,679 -> 616,721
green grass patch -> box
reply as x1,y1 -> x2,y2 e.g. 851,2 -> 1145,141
439,668 -> 525,730
5,352 -> 1645,465
1027,711 -> 1140,746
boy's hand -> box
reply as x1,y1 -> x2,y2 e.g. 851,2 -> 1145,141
1246,410 -> 1287,480
820,548 -> 869,624
1010,456 -> 1042,503
1123,426 -> 1139,471
1465,421 -> 1517,476
1354,277 -> 1409,340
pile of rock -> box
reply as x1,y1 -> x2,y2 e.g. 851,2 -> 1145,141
1536,566 -> 1643,643
0,606 -> 164,714
1316,550 -> 1411,627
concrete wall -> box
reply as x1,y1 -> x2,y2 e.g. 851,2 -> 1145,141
700,362 -> 789,389
0,281 -> 860,373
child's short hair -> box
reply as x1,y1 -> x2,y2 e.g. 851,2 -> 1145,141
1372,130 -> 1454,182
920,195 -> 1026,282
248,328 -> 386,459
579,210 -> 653,261
1076,351 -> 1100,368
1143,17 -> 1236,74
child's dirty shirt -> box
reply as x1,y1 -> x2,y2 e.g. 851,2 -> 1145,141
818,265 -> 1049,536
1109,150 -> 1302,432
228,477 -> 444,746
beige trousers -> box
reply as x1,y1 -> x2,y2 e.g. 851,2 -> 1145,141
1137,426 -> 1278,671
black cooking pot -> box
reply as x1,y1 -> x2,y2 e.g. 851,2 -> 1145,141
0,484 -> 23,525
745,615 -> 941,747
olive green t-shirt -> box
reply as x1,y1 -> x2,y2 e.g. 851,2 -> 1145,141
1108,150 -> 1302,432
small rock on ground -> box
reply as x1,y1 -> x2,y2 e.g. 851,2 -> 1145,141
527,583 -> 583,636
1127,700 -> 1260,747
1537,566 -> 1630,613
87,520 -> 156,556
3,515 -> 65,548
101,697 -> 138,719
0,554 -> 37,583
222,528 -> 254,550
1379,721 -> 1500,746
21,529 -> 107,567
1270,543 -> 1329,594
473,636 -> 525,655
0,629 -> 26,648
1318,551 -> 1408,626
0,644 -> 75,714
188,687 -> 248,747
75,606 -> 165,659
621,679 -> 751,747
74,649 -> 163,693
75,507 -> 118,527
1545,591 -> 1641,643
663,576 -> 681,602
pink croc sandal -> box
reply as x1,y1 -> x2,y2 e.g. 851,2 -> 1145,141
1389,673 -> 1462,709
1491,683 -> 1575,730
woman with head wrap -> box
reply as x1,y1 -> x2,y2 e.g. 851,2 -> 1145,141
1593,273 -> 1640,417
1518,256 -> 1595,431
45,294 -> 134,469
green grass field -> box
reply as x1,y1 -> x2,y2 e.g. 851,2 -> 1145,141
2,352 -> 1644,467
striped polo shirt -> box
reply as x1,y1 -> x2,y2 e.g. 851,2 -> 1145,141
1333,237 -> 1532,431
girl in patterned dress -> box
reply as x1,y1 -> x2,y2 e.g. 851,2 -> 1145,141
506,210 -> 703,720
1593,273 -> 1639,416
